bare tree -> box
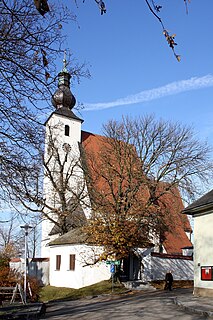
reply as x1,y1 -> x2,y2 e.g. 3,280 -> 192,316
19,219 -> 41,259
120,115 -> 212,202
82,0 -> 191,60
41,124 -> 89,235
27,224 -> 40,259
0,0 -> 194,218
83,115 -> 213,260
0,217 -> 22,259
0,0 -> 90,209
0,212 -> 42,259
6,124 -> 89,237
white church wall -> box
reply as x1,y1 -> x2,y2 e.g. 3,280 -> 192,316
46,114 -> 82,145
49,244 -> 111,289
41,113 -> 91,258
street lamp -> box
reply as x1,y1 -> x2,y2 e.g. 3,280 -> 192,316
20,224 -> 32,304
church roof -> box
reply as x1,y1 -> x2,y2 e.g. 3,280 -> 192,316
53,107 -> 83,122
49,227 -> 89,246
155,187 -> 192,254
44,107 -> 83,125
50,130 -> 192,254
49,226 -> 154,248
45,57 -> 83,124
183,189 -> 213,215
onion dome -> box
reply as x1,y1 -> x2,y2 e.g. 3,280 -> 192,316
51,54 -> 76,110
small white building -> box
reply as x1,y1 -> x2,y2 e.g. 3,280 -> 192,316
48,228 -> 110,288
183,189 -> 213,297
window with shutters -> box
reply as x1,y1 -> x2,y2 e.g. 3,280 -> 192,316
65,125 -> 70,136
56,255 -> 61,270
69,254 -> 75,271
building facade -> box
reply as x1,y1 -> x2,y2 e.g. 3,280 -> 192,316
183,189 -> 213,297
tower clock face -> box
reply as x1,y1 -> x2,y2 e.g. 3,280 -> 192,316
62,143 -> 71,153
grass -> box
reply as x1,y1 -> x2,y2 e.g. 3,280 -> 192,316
39,280 -> 128,302
39,279 -> 194,302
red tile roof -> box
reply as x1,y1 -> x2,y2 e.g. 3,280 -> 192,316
81,130 -> 192,255
10,258 -> 21,262
158,188 -> 192,254
151,252 -> 193,260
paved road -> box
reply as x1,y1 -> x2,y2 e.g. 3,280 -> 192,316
41,289 -> 209,320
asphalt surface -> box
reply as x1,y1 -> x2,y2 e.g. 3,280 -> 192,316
174,292 -> 213,317
40,288 -> 213,319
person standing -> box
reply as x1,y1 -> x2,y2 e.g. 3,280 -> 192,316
164,271 -> 173,291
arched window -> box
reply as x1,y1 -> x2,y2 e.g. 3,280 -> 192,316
65,125 -> 70,136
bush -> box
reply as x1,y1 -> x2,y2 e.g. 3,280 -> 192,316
27,276 -> 40,302
0,257 -> 9,269
0,266 -> 17,288
0,264 -> 40,303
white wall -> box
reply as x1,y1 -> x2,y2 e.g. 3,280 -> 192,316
41,112 -> 91,258
49,244 -> 111,289
194,211 -> 213,291
42,115 -> 82,257
10,259 -> 49,286
150,253 -> 193,281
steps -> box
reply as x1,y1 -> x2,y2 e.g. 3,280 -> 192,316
122,281 -> 156,291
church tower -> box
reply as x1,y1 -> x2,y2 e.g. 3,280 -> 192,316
41,57 -> 89,257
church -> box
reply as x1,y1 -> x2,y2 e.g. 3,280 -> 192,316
40,60 -> 193,289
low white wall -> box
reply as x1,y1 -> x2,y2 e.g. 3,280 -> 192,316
28,259 -> 49,285
150,253 -> 193,281
10,258 -> 49,286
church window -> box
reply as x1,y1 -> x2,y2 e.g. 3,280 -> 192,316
69,254 -> 75,271
56,255 -> 61,270
65,125 -> 70,136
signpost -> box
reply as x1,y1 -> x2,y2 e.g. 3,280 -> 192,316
20,224 -> 32,304
106,260 -> 120,292
110,264 -> 115,292
106,260 -> 120,265
110,264 -> 115,273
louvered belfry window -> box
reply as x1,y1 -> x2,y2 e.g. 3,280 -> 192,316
56,255 -> 61,270
65,125 -> 70,136
69,254 -> 75,271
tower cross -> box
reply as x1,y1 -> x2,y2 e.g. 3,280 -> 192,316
62,50 -> 68,72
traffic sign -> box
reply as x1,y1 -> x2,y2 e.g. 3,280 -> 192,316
110,264 -> 115,273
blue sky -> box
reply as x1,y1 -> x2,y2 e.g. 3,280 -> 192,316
59,0 -> 213,147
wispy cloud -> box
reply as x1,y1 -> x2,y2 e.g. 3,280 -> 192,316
84,75 -> 213,111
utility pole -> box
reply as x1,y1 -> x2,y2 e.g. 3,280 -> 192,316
20,224 -> 32,304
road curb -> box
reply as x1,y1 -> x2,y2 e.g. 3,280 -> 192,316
173,297 -> 213,318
